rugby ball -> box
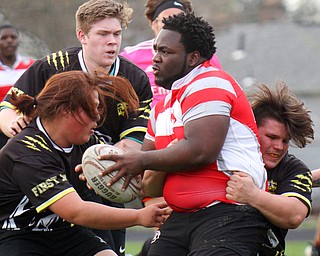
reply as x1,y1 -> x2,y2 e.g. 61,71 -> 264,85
82,144 -> 142,203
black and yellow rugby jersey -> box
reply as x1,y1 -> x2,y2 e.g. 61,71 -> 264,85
261,152 -> 312,255
1,46 -> 152,146
0,118 -> 99,231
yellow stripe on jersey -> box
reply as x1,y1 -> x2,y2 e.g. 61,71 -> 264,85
65,51 -> 69,66
0,100 -> 15,110
36,187 -> 76,213
23,135 -> 52,152
58,51 -> 64,69
52,52 -> 58,70
47,51 -> 70,70
119,126 -> 147,140
282,192 -> 312,211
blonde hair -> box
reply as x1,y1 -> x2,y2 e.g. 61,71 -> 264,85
75,0 -> 133,34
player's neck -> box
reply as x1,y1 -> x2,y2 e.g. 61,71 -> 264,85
82,54 -> 111,75
0,54 -> 16,68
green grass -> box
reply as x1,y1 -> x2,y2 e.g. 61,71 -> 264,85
125,241 -> 144,255
286,240 -> 310,256
125,240 -> 311,256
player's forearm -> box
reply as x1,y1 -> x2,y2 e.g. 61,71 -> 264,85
114,138 -> 142,151
142,139 -> 216,173
73,201 -> 142,229
248,191 -> 307,229
51,193 -> 141,229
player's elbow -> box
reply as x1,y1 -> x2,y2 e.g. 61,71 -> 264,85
192,150 -> 217,166
287,214 -> 305,229
280,214 -> 305,229
57,207 -> 85,226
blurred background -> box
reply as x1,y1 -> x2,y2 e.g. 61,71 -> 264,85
1,1 -> 320,252
1,1 -> 319,57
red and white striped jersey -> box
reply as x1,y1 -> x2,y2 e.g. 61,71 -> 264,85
145,61 -> 266,212
0,55 -> 34,100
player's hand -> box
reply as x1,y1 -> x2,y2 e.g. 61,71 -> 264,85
75,164 -> 93,190
138,201 -> 170,228
6,115 -> 32,137
225,171 -> 257,204
97,149 -> 145,189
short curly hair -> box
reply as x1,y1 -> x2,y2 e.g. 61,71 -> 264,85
162,12 -> 216,60
250,81 -> 314,148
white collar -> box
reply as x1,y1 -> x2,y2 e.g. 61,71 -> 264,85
77,49 -> 120,76
36,117 -> 73,153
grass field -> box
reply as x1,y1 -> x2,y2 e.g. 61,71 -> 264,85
125,240 -> 311,256
286,241 -> 311,256
125,240 -> 312,256
125,241 -> 143,255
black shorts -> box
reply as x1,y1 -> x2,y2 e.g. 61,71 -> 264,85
91,198 -> 126,256
0,225 -> 112,256
148,203 -> 268,256
78,193 -> 126,255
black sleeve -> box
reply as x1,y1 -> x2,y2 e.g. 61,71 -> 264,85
117,57 -> 153,143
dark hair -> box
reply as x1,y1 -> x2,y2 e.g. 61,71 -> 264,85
145,0 -> 192,23
10,69 -> 139,126
0,24 -> 19,35
162,12 -> 216,60
250,81 -> 314,148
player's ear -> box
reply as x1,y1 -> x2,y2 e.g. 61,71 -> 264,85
151,19 -> 158,34
187,51 -> 201,68
77,30 -> 87,44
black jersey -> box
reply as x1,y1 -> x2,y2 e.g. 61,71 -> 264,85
260,152 -> 312,255
0,118 -> 98,231
0,46 -> 152,146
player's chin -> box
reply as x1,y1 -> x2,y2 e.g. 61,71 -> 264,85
264,159 -> 280,170
102,58 -> 116,68
74,136 -> 91,145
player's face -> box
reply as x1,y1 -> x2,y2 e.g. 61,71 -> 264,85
65,90 -> 100,146
0,28 -> 19,58
258,117 -> 290,170
152,29 -> 189,89
80,17 -> 122,70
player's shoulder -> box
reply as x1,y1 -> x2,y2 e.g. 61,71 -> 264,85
5,125 -> 54,158
40,46 -> 81,71
283,153 -> 309,169
44,46 -> 81,59
274,153 -> 310,177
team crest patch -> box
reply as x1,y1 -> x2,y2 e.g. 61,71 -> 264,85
117,102 -> 128,116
